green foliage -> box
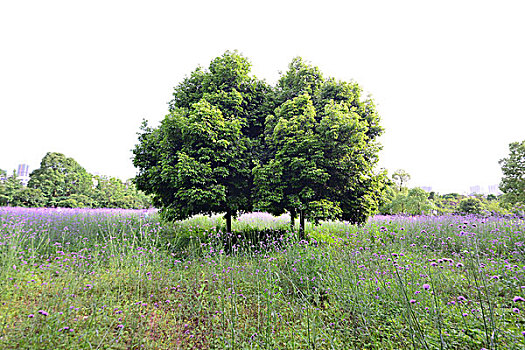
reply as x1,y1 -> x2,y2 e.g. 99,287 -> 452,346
134,99 -> 252,225
11,187 -> 46,207
458,197 -> 483,214
1,153 -> 151,209
380,187 -> 435,215
134,51 -> 275,230
91,176 -> 150,209
275,57 -> 324,105
499,140 -> 525,206
405,187 -> 436,215
254,93 -> 328,219
255,58 -> 387,226
0,171 -> 23,206
392,169 -> 411,192
380,186 -> 514,217
486,194 -> 497,201
28,152 -> 93,207
169,50 -> 274,140
482,199 -> 510,216
135,52 -> 387,228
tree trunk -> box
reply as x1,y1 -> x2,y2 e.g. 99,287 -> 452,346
225,211 -> 232,234
299,208 -> 305,241
290,208 -> 296,232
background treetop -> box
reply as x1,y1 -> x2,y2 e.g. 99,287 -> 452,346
499,140 -> 525,206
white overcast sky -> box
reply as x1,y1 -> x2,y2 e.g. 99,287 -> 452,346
1,0 -> 524,194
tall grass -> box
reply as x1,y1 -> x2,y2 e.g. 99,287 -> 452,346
0,207 -> 524,349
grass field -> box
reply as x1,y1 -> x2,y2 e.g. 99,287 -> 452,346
0,207 -> 524,349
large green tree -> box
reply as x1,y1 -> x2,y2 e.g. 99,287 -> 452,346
134,99 -> 253,232
499,140 -> 525,207
254,93 -> 331,236
134,51 -> 274,231
255,58 -> 387,231
0,171 -> 23,206
27,152 -> 93,207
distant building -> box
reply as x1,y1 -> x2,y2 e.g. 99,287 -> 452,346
16,163 -> 30,186
488,184 -> 502,195
17,164 -> 29,177
469,185 -> 482,195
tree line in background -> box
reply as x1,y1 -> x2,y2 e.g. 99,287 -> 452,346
380,163 -> 525,217
0,152 -> 151,209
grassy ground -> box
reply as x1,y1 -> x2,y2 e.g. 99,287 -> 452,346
0,207 -> 524,349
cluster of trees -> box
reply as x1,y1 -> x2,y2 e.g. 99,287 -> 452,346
133,51 -> 388,234
0,152 -> 151,209
380,165 -> 524,216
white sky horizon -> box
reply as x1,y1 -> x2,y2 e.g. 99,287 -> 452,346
1,0 -> 524,195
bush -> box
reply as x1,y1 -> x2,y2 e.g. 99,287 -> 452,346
458,197 -> 483,214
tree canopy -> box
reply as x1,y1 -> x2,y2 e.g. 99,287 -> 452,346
0,152 -> 152,209
0,171 -> 23,206
27,152 -> 93,207
134,100 -> 251,232
255,58 -> 387,229
133,51 -> 388,233
135,51 -> 272,231
499,140 -> 525,207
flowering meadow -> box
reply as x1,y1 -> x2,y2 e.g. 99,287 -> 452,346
0,207 -> 524,349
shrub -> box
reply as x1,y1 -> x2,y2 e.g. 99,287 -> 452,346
458,197 -> 483,214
